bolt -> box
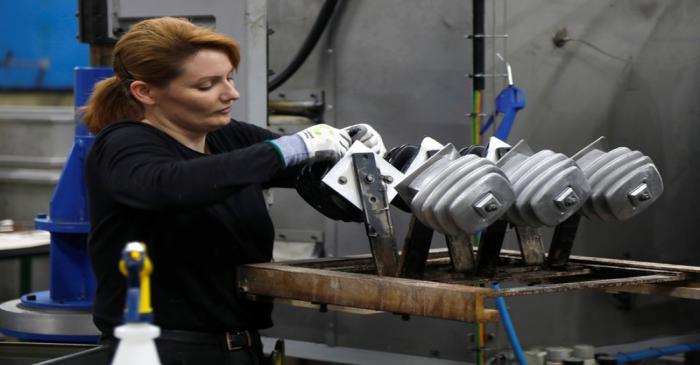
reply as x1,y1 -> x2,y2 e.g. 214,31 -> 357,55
554,187 -> 579,212
338,176 -> 348,185
628,183 -> 652,206
473,193 -> 502,218
382,175 -> 394,183
365,174 -> 375,183
563,196 -> 578,207
485,203 -> 499,212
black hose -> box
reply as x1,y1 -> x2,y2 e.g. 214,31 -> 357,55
268,0 -> 341,92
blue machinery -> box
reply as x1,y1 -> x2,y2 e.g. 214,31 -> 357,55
0,67 -> 112,343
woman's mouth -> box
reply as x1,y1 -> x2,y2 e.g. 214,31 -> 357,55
218,106 -> 231,115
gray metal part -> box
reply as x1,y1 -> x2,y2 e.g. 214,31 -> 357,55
577,145 -> 664,221
402,138 -> 445,176
496,139 -> 534,169
0,299 -> 99,336
448,173 -> 515,234
589,153 -> 649,219
530,164 -> 591,225
410,155 -> 480,228
394,143 -> 458,203
428,164 -> 504,234
321,144 -> 404,210
427,163 -> 497,234
503,149 -> 590,227
404,154 -> 514,236
507,150 -> 561,196
571,136 -> 608,163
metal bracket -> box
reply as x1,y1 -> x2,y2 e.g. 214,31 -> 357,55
475,220 -> 508,276
397,216 -> 434,278
547,213 -> 582,269
352,153 -> 399,276
514,226 -> 545,265
446,234 -> 477,272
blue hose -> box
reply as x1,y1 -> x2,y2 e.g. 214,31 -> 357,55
491,283 -> 526,365
616,342 -> 700,363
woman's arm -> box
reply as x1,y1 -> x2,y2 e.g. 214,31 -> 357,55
88,124 -> 285,210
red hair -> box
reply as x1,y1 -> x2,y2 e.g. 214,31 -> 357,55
82,17 -> 240,134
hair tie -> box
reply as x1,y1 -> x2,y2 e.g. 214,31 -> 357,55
116,53 -> 135,80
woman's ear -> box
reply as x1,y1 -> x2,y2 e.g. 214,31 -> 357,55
130,81 -> 157,105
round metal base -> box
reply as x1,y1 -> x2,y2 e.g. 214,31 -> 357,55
0,299 -> 99,343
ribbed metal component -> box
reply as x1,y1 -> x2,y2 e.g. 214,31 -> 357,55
498,141 -> 591,227
395,145 -> 514,235
573,137 -> 663,221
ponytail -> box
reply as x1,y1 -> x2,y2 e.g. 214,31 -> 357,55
82,76 -> 144,134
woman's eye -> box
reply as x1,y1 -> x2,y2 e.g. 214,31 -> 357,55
197,84 -> 213,91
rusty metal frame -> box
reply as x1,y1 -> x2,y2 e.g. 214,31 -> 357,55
238,249 -> 698,323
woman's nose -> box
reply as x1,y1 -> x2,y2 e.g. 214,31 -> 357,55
222,81 -> 240,102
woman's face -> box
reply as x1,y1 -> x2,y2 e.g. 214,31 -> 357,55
149,49 -> 239,134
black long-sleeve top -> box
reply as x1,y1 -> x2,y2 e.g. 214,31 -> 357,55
86,119 -> 297,334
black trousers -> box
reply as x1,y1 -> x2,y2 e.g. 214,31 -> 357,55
100,331 -> 266,365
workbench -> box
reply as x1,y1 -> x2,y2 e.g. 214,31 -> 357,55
238,248 -> 700,323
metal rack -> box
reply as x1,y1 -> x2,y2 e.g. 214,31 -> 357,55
237,153 -> 699,324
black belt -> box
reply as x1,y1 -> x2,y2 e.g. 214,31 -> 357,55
158,329 -> 260,351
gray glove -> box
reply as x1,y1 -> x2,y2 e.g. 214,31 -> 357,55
343,123 -> 387,156
269,124 -> 351,167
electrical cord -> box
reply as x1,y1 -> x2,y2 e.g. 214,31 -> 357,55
268,0 -> 341,92
556,34 -> 631,63
569,37 -> 631,62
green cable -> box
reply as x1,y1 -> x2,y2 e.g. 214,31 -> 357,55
472,90 -> 480,145
472,89 -> 484,365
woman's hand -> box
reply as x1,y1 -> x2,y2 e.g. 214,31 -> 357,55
269,124 -> 351,167
343,123 -> 387,157
297,124 -> 351,160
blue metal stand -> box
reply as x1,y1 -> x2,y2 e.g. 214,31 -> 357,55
27,67 -> 112,311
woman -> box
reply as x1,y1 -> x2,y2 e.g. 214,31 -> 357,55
83,17 -> 384,364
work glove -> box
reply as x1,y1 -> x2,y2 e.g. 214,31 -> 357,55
343,123 -> 387,157
297,124 -> 351,160
268,124 -> 351,167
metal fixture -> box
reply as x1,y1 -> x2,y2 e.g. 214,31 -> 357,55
395,144 -> 514,235
497,140 -> 591,227
573,136 -> 663,221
